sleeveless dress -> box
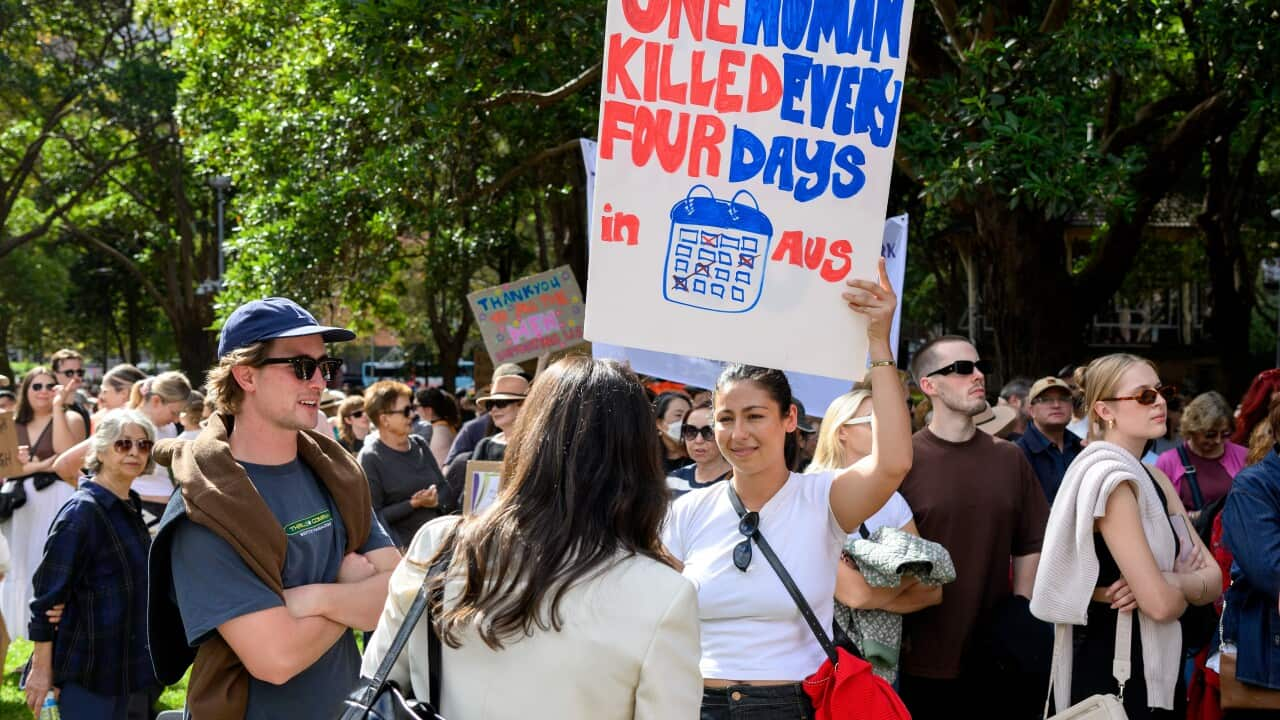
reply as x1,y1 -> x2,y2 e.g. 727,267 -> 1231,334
0,420 -> 76,640
1071,467 -> 1184,718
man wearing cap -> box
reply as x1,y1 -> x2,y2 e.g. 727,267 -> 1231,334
895,336 -> 1050,720
1014,376 -> 1083,503
146,298 -> 397,719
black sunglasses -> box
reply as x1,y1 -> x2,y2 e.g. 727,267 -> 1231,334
396,405 -> 417,418
1102,384 -> 1178,406
113,438 -> 154,453
259,356 -> 343,382
29,383 -> 56,392
733,511 -> 760,572
486,398 -> 523,410
59,368 -> 85,378
926,359 -> 991,377
347,410 -> 364,419
681,424 -> 715,442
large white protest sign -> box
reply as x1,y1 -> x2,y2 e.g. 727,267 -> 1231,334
584,0 -> 914,381
595,214 -> 908,415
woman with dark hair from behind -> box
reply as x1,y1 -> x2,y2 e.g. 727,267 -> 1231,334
361,356 -> 700,717
418,387 -> 461,469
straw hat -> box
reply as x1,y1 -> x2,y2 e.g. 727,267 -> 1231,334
478,374 -> 530,408
974,402 -> 1017,436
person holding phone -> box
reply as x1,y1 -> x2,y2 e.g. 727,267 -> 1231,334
358,381 -> 445,549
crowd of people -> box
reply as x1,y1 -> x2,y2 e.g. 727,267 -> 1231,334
0,281 -> 1278,719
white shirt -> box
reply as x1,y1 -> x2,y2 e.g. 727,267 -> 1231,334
860,491 -> 913,536
662,471 -> 845,681
132,423 -> 178,498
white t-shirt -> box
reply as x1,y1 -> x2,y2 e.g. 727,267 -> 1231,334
132,422 -> 178,498
859,491 -> 913,537
662,471 -> 845,681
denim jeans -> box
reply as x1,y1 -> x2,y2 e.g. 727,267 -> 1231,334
59,682 -> 131,720
700,683 -> 815,720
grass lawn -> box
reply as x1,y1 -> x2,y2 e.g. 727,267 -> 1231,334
0,640 -> 188,719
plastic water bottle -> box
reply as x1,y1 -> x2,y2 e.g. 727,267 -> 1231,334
38,691 -> 59,720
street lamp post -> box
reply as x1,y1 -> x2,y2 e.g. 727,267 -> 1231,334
208,175 -> 232,288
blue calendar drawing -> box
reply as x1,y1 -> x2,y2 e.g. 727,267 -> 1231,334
662,186 -> 774,313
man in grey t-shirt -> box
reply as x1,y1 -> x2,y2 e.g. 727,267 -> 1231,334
151,298 -> 399,719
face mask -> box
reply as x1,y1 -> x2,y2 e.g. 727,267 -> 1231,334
665,421 -> 684,441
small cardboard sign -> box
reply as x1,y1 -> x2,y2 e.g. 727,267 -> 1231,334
463,460 -> 504,516
468,266 -> 587,365
0,411 -> 19,477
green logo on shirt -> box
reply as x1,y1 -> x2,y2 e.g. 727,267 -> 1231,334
284,510 -> 333,536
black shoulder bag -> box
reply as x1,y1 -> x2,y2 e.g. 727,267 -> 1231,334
1176,443 -> 1205,512
339,552 -> 451,720
725,485 -> 839,665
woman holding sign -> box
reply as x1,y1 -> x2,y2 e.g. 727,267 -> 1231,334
661,258 -> 911,719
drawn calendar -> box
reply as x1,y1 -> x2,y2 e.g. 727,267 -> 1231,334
662,186 -> 774,313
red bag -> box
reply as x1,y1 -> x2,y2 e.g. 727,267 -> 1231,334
803,647 -> 911,720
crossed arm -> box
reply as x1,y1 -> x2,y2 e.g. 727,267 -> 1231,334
834,519 -> 942,613
217,546 -> 401,685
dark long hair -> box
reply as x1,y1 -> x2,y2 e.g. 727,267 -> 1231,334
417,387 -> 461,432
431,356 -> 672,649
715,364 -> 799,469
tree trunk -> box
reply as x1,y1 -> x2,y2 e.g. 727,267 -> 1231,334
0,315 -> 12,381
170,307 -> 217,386
973,198 -> 1077,383
1199,124 -> 1265,399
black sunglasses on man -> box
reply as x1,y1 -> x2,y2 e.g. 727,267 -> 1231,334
259,355 -> 344,382
926,359 -> 991,377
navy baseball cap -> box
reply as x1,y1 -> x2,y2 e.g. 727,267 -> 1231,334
217,297 -> 356,357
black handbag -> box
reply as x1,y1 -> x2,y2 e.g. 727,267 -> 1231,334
0,477 -> 28,521
339,552 -> 450,720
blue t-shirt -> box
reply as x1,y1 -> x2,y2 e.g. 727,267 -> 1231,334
170,458 -> 393,720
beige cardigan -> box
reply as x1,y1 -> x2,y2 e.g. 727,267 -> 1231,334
1030,441 -> 1180,710
361,516 -> 702,719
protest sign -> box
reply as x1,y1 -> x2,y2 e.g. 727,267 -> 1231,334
0,411 -> 18,477
585,0 -> 914,381
468,266 -> 586,365
594,213 -> 908,414
463,460 -> 504,516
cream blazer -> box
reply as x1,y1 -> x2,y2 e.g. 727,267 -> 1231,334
361,516 -> 702,719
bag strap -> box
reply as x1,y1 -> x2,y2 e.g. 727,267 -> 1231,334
1042,611 -> 1132,719
1177,444 -> 1204,511
346,551 -> 451,717
726,484 -> 839,665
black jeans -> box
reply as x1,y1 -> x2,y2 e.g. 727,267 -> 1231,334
700,684 -> 815,720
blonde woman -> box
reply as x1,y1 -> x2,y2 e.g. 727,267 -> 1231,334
808,389 -> 939,614
1033,354 -> 1221,718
